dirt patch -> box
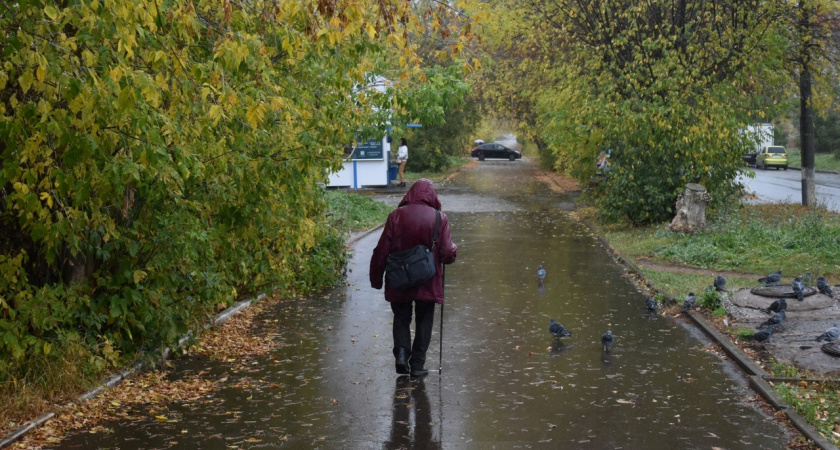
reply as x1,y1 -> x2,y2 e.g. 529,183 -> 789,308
635,257 -> 758,279
532,164 -> 580,193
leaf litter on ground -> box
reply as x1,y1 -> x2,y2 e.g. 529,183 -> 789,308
11,295 -> 295,448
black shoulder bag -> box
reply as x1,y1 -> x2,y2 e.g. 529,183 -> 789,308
385,210 -> 440,290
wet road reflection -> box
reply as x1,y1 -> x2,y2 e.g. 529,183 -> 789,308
54,160 -> 787,448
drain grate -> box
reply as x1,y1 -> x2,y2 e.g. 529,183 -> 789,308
749,285 -> 818,298
821,343 -> 840,357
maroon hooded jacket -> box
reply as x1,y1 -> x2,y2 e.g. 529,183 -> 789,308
369,179 -> 457,304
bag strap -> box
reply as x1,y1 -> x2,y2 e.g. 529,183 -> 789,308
432,210 -> 440,248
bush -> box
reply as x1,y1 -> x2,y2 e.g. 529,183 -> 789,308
815,111 -> 840,156
698,290 -> 722,310
406,145 -> 452,173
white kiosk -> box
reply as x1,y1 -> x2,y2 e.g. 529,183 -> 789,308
327,136 -> 392,188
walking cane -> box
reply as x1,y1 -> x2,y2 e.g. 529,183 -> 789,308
440,264 -> 445,375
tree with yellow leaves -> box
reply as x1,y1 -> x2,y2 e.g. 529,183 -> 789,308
0,0 -> 477,385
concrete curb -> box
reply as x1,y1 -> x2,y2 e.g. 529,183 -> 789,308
786,407 -> 839,450
687,311 -> 767,377
584,220 -> 839,449
0,413 -> 54,448
0,230 -> 376,449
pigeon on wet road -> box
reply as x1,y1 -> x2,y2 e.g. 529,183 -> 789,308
764,298 -> 787,314
750,325 -> 775,343
548,318 -> 572,339
815,322 -> 840,343
714,275 -> 727,292
792,277 -> 805,302
645,296 -> 657,311
681,292 -> 696,313
601,329 -> 614,352
758,270 -> 782,286
537,265 -> 547,286
817,277 -> 834,298
758,310 -> 786,330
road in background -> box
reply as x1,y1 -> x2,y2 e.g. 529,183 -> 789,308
740,167 -> 840,211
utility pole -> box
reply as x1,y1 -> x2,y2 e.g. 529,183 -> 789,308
798,1 -> 816,206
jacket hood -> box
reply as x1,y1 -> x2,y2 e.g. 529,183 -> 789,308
398,179 -> 441,210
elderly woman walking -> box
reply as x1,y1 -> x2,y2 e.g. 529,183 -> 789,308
369,179 -> 457,377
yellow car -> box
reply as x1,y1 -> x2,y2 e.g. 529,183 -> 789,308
755,146 -> 788,170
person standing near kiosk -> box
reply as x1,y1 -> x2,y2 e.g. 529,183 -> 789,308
396,138 -> 408,187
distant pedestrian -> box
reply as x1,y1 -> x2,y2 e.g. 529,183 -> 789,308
396,138 -> 408,187
370,179 -> 457,377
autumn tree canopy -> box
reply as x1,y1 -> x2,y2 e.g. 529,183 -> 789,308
474,0 -> 796,223
0,0 -> 476,379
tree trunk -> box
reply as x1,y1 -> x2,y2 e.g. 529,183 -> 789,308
62,248 -> 96,285
669,183 -> 711,234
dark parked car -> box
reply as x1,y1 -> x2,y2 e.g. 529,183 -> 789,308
470,143 -> 521,161
742,151 -> 759,166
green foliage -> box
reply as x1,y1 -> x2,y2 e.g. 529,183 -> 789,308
698,290 -> 722,311
737,328 -> 756,339
786,149 -> 840,172
398,71 -> 478,172
774,381 -> 840,447
774,124 -> 790,147
815,111 -> 840,156
0,0 -> 476,384
405,144 -> 450,173
601,204 -> 840,299
768,360 -> 805,378
481,0 -> 790,225
651,205 -> 840,274
323,189 -> 392,232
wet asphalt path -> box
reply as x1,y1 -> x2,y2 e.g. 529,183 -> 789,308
54,159 -> 789,448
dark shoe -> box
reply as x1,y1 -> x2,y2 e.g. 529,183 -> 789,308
398,182 -> 406,187
395,348 -> 409,375
410,366 -> 429,377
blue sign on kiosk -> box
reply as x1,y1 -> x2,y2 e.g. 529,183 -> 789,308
351,138 -> 384,160
327,136 -> 391,188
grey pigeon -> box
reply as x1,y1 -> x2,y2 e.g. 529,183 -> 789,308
714,275 -> 727,292
681,292 -> 696,313
758,310 -> 786,329
815,322 -> 840,342
601,329 -> 614,352
548,318 -> 572,339
645,296 -> 657,311
758,270 -> 782,285
537,265 -> 547,285
792,277 -> 805,302
764,298 -> 787,314
817,277 -> 834,298
750,325 -> 775,342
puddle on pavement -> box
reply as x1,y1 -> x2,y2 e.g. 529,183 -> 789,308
53,161 -> 788,448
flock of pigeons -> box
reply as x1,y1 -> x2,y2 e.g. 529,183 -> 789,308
747,270 -> 839,344
543,266 -> 840,351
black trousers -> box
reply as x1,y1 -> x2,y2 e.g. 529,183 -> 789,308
391,300 -> 436,370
